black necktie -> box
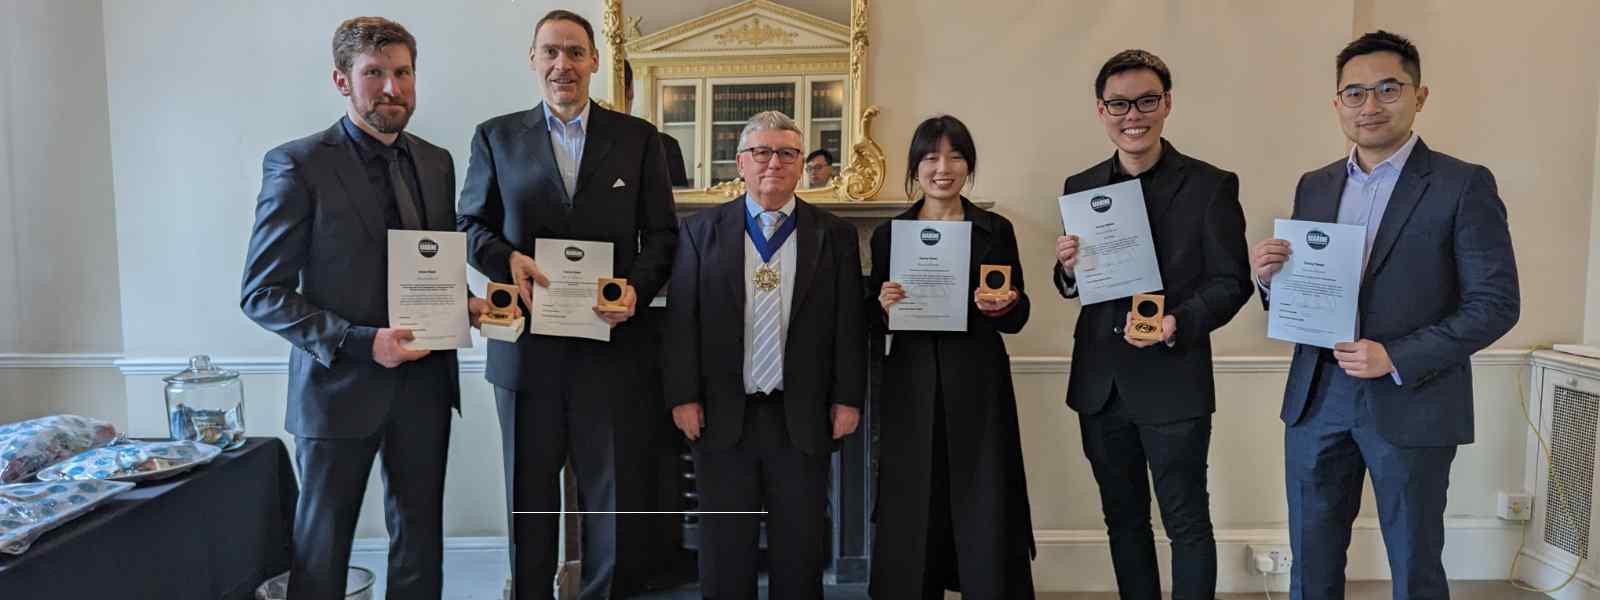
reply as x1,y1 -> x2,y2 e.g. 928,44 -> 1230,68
387,149 -> 423,230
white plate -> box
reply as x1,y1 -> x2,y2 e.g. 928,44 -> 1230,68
35,441 -> 221,483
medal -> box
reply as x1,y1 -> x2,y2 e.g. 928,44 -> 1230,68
754,263 -> 780,291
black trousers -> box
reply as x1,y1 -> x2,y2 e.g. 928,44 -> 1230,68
498,376 -> 660,600
289,390 -> 451,600
1079,387 -> 1216,600
692,393 -> 831,600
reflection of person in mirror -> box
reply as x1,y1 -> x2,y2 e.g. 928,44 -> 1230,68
624,59 -> 689,187
239,16 -> 485,599
1053,49 -> 1252,600
869,115 -> 1037,599
804,148 -> 834,188
455,10 -> 679,599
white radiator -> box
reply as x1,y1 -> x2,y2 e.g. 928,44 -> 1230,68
1521,349 -> 1600,598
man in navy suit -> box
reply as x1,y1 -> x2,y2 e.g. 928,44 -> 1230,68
241,17 -> 485,600
1250,31 -> 1520,599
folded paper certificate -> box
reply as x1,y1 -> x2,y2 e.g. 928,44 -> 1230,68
530,238 -> 614,342
1266,219 -> 1364,349
888,220 -> 972,332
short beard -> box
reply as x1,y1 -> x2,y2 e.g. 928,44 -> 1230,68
362,103 -> 413,134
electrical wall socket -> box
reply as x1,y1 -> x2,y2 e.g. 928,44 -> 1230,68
1497,491 -> 1533,521
1248,544 -> 1293,575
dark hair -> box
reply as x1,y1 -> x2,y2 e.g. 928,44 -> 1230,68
1337,30 -> 1421,85
532,9 -> 596,52
623,59 -> 633,94
806,148 -> 834,164
903,115 -> 978,199
1094,49 -> 1171,99
332,17 -> 417,75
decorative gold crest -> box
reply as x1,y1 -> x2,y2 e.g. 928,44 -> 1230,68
714,17 -> 798,47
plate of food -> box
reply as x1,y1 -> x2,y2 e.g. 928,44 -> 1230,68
35,440 -> 221,483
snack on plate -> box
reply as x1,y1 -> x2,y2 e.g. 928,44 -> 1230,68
0,479 -> 135,554
0,415 -> 122,484
37,441 -> 220,482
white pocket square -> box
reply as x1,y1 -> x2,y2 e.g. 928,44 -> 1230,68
612,178 -> 626,188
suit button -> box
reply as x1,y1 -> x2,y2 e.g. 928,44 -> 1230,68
1112,326 -> 1124,336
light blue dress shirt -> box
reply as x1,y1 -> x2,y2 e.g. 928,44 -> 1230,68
544,101 -> 590,200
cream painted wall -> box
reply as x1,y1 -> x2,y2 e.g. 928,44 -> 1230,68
869,0 -> 1354,357
0,0 -> 122,354
0,0 -> 1592,592
1355,0 -> 1600,350
1588,92 -> 1600,345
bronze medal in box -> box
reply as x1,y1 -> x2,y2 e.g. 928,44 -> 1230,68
1128,293 -> 1165,341
480,282 -> 525,342
977,264 -> 1011,301
597,277 -> 630,312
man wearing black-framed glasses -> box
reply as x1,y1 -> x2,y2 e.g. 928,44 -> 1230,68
665,110 -> 864,599
1053,49 -> 1252,600
1249,30 -> 1519,600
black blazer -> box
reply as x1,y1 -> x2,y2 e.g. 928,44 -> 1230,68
457,101 -> 678,390
1055,141 -> 1252,424
663,197 -> 866,455
1270,139 -> 1519,447
240,120 -> 461,438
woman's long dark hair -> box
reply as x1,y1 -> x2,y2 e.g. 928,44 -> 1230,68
904,115 -> 978,200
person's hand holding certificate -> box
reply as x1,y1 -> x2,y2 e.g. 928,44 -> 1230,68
1058,179 -> 1163,305
1264,219 -> 1365,349
387,231 -> 471,351
528,238 -> 615,342
887,220 -> 971,332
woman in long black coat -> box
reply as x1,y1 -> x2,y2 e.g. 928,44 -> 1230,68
868,115 -> 1035,599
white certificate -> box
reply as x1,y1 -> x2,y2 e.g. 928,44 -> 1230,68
1058,179 -> 1164,305
1267,219 -> 1365,349
387,230 -> 471,351
530,238 -> 614,342
888,220 -> 971,332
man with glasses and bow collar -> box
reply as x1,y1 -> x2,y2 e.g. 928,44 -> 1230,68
663,110 -> 865,600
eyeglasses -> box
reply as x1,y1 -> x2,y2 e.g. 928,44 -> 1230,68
740,146 -> 803,165
803,162 -> 832,173
1337,80 -> 1409,108
1101,93 -> 1165,116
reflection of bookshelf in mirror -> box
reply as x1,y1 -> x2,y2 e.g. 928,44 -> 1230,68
653,76 -> 849,189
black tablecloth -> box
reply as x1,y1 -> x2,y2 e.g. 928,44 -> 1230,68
0,437 -> 298,599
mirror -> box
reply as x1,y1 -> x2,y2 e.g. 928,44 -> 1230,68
604,0 -> 885,206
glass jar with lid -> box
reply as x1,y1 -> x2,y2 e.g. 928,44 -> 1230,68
163,355 -> 246,450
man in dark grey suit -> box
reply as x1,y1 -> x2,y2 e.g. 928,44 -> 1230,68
455,9 -> 678,599
240,17 -> 484,600
1250,31 -> 1520,599
664,111 -> 864,600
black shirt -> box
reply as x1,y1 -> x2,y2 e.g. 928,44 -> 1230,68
1107,138 -> 1173,188
341,115 -> 427,230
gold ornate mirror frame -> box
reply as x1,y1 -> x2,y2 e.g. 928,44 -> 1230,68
602,0 -> 886,206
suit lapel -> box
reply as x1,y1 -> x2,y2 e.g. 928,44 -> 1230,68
574,101 -> 614,199
718,199 -> 747,313
1300,163 -> 1345,224
321,122 -> 387,242
964,199 -> 993,275
1140,144 -> 1186,227
1364,140 -> 1433,280
789,199 -> 824,317
403,134 -> 453,231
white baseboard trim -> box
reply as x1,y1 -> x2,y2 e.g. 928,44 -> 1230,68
1512,547 -> 1600,600
106,348 -> 1531,377
1032,517 -> 1523,593
0,353 -> 122,368
350,517 -> 1522,593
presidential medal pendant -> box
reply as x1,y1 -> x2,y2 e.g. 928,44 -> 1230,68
754,263 -> 780,291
